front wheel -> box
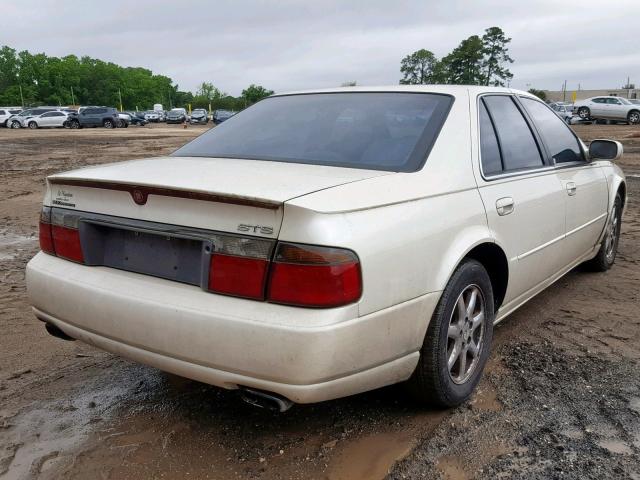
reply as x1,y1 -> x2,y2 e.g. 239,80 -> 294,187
585,193 -> 622,271
628,110 -> 640,125
406,259 -> 494,407
10,120 -> 21,129
578,107 -> 590,119
103,119 -> 114,129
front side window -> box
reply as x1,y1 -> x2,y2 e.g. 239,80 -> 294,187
592,98 -> 606,104
482,95 -> 543,172
520,97 -> 584,164
174,93 -> 453,172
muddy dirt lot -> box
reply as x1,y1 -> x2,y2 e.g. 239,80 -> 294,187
0,123 -> 639,480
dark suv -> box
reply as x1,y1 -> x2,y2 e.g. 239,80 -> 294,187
66,107 -> 122,129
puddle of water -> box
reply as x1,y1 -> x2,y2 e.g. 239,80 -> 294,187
437,455 -> 469,480
0,381 -> 135,479
0,232 -> 36,261
470,387 -> 502,412
327,430 -> 417,480
597,439 -> 633,455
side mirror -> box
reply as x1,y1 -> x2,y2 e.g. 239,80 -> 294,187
589,139 -> 623,161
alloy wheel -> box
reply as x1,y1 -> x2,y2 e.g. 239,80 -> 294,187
605,205 -> 619,262
447,285 -> 485,384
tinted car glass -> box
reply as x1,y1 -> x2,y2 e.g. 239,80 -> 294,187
592,98 -> 606,104
520,98 -> 584,164
175,93 -> 453,172
83,108 -> 96,114
482,96 -> 543,172
0,110 -> 5,115
478,100 -> 502,175
97,108 -> 107,114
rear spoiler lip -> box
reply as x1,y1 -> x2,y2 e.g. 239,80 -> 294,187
47,178 -> 281,210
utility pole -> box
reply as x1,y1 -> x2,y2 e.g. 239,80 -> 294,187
118,89 -> 123,112
19,84 -> 24,108
70,86 -> 75,106
562,80 -> 567,102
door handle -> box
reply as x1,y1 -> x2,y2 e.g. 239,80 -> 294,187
566,182 -> 577,196
496,197 -> 514,216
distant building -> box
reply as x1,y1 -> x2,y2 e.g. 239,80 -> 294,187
544,88 -> 640,103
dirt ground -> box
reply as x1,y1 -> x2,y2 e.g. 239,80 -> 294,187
0,123 -> 639,480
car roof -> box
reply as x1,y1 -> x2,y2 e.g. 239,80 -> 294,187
273,85 -> 531,99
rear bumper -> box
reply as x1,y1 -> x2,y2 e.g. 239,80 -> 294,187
26,252 -> 437,403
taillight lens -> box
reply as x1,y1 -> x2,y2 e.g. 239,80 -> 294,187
40,208 -> 84,263
51,225 -> 84,263
267,243 -> 362,308
207,235 -> 273,300
39,207 -> 55,255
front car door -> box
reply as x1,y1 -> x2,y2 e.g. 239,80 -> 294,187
38,112 -> 57,127
519,97 -> 609,261
606,97 -> 627,120
474,94 -> 567,308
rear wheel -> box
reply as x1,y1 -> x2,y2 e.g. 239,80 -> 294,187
627,110 -> 640,125
585,193 -> 622,271
406,259 -> 494,407
578,107 -> 590,119
69,120 -> 80,129
28,121 -> 38,129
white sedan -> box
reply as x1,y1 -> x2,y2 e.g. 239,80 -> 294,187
26,86 -> 626,410
573,96 -> 640,124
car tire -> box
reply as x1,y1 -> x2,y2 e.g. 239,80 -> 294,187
585,193 -> 622,272
577,107 -> 590,120
28,121 -> 38,129
69,120 -> 80,129
103,119 -> 114,129
10,120 -> 21,129
406,259 -> 494,407
627,110 -> 640,125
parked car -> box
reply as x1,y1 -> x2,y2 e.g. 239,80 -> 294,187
573,96 -> 640,124
65,107 -> 121,129
25,110 -> 72,129
7,107 -> 61,128
117,112 -> 131,128
144,110 -> 160,122
629,99 -> 640,106
190,108 -> 209,124
26,86 -> 625,411
125,111 -> 148,126
212,109 -> 235,124
166,108 -> 188,124
0,107 -> 23,127
550,103 -> 575,123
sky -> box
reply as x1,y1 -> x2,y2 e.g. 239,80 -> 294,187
2,0 -> 638,96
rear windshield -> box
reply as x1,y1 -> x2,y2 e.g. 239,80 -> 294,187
174,92 -> 453,172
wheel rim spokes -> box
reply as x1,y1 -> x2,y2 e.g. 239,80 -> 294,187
447,285 -> 485,384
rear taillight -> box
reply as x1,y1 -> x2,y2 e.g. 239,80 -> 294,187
39,207 -> 84,263
207,235 -> 273,300
267,243 -> 362,308
38,207 -> 55,255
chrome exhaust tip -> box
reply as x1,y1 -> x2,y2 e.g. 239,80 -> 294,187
240,387 -> 294,412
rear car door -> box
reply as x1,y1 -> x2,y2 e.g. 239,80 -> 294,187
476,94 -> 567,304
590,98 -> 607,117
520,97 -> 609,261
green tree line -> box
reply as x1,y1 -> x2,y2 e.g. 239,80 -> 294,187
400,27 -> 514,86
0,45 -> 273,111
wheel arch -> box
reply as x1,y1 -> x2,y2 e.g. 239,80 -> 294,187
437,236 -> 509,312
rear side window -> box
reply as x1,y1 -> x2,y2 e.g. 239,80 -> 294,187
520,97 -> 584,164
0,110 -> 5,115
97,108 -> 107,114
478,101 -> 502,175
482,96 -> 543,173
